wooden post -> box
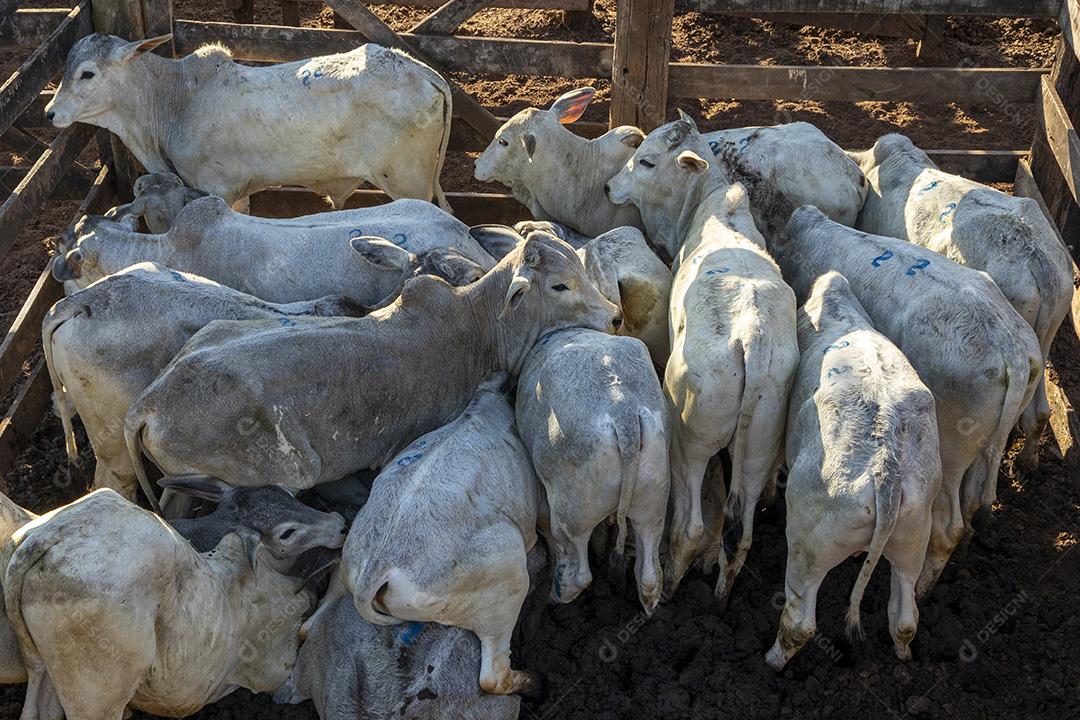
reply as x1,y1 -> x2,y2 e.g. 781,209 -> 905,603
281,0 -> 301,26
609,0 -> 674,131
91,0 -> 174,199
563,0 -> 592,31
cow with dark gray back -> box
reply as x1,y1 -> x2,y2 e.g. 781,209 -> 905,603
123,233 -> 620,506
776,206 -> 1041,596
104,172 -> 206,233
46,34 -> 452,209
851,133 -> 1074,474
52,198 -> 494,303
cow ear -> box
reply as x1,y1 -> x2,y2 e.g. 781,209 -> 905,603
118,214 -> 139,231
183,187 -> 208,203
429,251 -> 485,286
676,108 -> 699,131
52,248 -> 83,281
159,475 -> 233,503
550,87 -> 595,124
499,271 -> 532,318
114,34 -> 173,63
469,224 -> 522,260
677,150 -> 709,175
235,526 -> 262,572
351,236 -> 412,271
615,126 -> 645,148
521,133 -> 537,159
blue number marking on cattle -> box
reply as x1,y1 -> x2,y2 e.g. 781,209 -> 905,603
871,249 -> 893,267
738,137 -> 751,155
301,69 -> 311,87
396,452 -> 423,467
705,267 -> 730,277
708,140 -> 721,157
168,270 -> 187,283
348,228 -> 364,239
280,318 -> 298,327
939,202 -> 957,222
827,365 -> 852,379
399,622 -> 425,647
553,563 -> 564,598
918,180 -> 940,194
906,259 -> 931,276
394,233 -> 408,248
822,340 -> 850,355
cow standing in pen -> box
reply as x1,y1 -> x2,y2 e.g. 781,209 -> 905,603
46,34 -> 453,209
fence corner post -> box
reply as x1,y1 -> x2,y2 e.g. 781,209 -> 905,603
609,0 -> 674,131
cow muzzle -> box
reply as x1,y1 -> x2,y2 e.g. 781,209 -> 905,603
51,249 -> 83,281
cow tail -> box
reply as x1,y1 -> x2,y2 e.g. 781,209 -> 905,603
431,73 -> 453,212
722,338 -> 760,567
353,567 -> 406,627
979,350 -> 1035,511
41,300 -> 81,474
611,410 -> 644,554
3,527 -> 60,681
123,408 -> 162,514
846,437 -> 903,640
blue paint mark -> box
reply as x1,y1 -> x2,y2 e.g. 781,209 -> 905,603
918,180 -> 940,194
414,439 -> 427,449
906,258 -> 931,276
822,340 -> 850,355
871,249 -> 893,267
939,202 -> 957,222
394,232 -> 408,248
348,228 -> 364,239
827,365 -> 852,379
399,622 -> 425,647
396,452 -> 423,467
553,563 -> 564,598
705,267 -> 730,277
279,318 -> 298,327
738,137 -> 751,155
708,140 -> 721,157
168,270 -> 187,283
301,68 -> 324,88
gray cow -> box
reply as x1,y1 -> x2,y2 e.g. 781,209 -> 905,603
52,197 -> 494,303
104,172 -> 206,233
124,233 -> 620,505
44,250 -> 478,501
46,34 -> 452,209
3,480 -> 347,720
341,382 -> 540,697
516,328 -> 669,614
767,271 -> 941,670
474,87 -> 867,253
851,134 -> 1074,474
776,206 -> 1042,596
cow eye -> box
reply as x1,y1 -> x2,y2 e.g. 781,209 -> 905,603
279,527 -> 296,540
80,70 -> 95,80
551,283 -> 569,292
639,159 -> 655,168
498,138 -> 509,147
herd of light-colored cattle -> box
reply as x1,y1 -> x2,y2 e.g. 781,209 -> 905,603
0,28 -> 1071,720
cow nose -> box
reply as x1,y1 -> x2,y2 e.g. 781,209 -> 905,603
45,111 -> 56,123
612,313 -> 623,330
604,182 -> 611,196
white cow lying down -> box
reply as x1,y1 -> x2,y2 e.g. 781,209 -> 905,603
767,271 -> 941,671
341,381 -> 540,697
474,86 -> 867,253
852,133 -> 1074,474
46,34 -> 452,209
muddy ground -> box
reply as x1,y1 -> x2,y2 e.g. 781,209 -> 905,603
1,2 -> 1078,719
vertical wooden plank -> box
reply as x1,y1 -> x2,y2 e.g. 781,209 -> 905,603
609,0 -> 674,131
281,0 -> 301,25
563,0 -> 592,30
916,14 -> 946,60
1031,37 -> 1080,257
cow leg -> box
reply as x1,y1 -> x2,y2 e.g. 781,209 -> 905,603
886,516 -> 931,662
664,429 -> 711,597
629,421 -> 669,615
765,534 -> 840,671
1015,376 -> 1049,475
477,631 -> 538,696
20,666 -> 46,720
916,464 -> 965,599
549,524 -> 593,604
92,464 -> 135,501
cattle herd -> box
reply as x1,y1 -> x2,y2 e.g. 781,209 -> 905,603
0,28 -> 1071,720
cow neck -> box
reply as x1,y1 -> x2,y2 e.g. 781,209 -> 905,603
99,53 -> 190,177
645,168 -> 730,261
471,260 -> 543,378
96,226 -> 169,276
525,130 -> 621,229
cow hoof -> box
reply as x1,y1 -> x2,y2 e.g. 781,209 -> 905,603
765,644 -> 788,671
517,670 -> 546,700
894,644 -> 913,662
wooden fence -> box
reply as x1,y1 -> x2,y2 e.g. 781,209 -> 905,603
2,0 -> 1080,478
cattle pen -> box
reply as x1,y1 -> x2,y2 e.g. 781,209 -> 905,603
3,1 -> 1080,484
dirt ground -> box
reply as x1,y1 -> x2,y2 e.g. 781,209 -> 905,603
1,2 -> 1078,719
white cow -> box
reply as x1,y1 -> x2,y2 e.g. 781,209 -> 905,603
3,481 -> 347,720
52,197 -> 494,302
852,133 -> 1074,474
767,271 -> 941,670
469,224 -> 673,367
46,34 -> 452,209
340,382 -> 540,697
516,328 -> 669,614
475,87 -> 866,251
606,115 -> 800,605
777,206 -> 1042,596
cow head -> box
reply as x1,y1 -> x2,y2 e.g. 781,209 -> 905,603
606,111 -> 717,255
474,87 -> 601,184
498,231 -> 622,345
45,33 -> 172,128
161,476 -> 347,572
351,237 -> 485,288
102,172 -> 207,233
51,213 -> 139,286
